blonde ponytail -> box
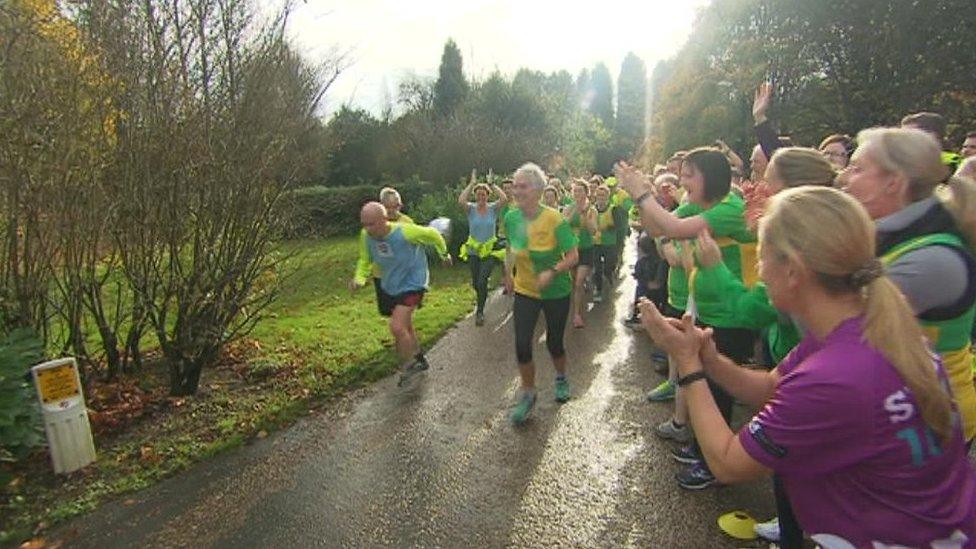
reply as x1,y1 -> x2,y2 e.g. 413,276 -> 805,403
762,187 -> 954,444
862,276 -> 954,444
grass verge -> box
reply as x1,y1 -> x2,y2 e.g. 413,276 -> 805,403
0,235 -> 478,546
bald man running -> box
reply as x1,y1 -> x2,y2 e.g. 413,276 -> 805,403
352,202 -> 451,386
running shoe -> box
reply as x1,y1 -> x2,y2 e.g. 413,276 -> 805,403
670,444 -> 701,464
754,517 -> 781,542
554,378 -> 571,403
397,355 -> 429,386
623,315 -> 641,328
646,379 -> 676,402
397,363 -> 419,387
475,312 -> 485,326
510,390 -> 537,425
592,292 -> 603,304
654,417 -> 692,443
676,461 -> 717,490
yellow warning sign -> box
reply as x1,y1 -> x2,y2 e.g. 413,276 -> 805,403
36,363 -> 80,404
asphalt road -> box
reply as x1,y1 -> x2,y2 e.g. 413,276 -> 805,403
53,244 -> 774,548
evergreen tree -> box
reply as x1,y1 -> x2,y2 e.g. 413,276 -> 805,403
433,39 -> 468,118
588,62 -> 614,129
614,52 -> 647,157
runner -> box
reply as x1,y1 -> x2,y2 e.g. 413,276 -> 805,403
352,202 -> 451,386
358,188 -> 418,320
541,185 -> 561,210
592,185 -> 620,303
564,180 -> 598,328
609,176 -> 635,272
503,162 -> 579,424
640,186 -> 976,548
379,186 -> 414,223
496,177 -> 515,240
457,170 -> 508,326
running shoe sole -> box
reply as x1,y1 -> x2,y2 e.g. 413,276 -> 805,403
677,478 -> 717,490
670,447 -> 702,465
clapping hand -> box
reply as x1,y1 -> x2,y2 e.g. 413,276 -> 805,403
694,230 -> 722,268
637,297 -> 711,373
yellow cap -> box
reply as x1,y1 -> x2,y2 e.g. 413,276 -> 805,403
717,511 -> 758,540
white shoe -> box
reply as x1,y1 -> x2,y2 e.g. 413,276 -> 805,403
754,517 -> 780,542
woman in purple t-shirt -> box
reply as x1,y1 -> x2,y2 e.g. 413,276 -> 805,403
640,186 -> 976,548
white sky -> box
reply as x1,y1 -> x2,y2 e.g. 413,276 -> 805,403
286,0 -> 710,117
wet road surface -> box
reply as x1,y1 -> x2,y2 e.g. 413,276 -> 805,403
53,246 -> 774,548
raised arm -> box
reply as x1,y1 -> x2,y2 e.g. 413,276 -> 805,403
458,168 -> 477,208
492,183 -> 508,208
717,139 -> 745,172
614,162 -> 710,238
753,82 -> 781,161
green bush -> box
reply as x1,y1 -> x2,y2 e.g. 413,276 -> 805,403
280,179 -> 437,238
0,329 -> 45,462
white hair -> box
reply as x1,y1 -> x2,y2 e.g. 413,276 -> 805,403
654,173 -> 679,186
514,162 -> 547,191
379,187 -> 402,206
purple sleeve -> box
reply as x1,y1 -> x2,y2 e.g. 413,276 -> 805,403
739,358 -> 872,475
755,120 -> 781,161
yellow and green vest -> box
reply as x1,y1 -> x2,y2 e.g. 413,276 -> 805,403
881,232 -> 976,441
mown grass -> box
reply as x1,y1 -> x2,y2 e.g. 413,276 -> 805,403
0,235 -> 477,546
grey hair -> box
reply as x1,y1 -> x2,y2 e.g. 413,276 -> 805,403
514,162 -> 548,191
379,186 -> 402,205
855,127 -> 945,202
654,173 -> 679,186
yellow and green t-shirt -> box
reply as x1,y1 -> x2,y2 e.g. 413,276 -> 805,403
569,205 -> 595,250
667,192 -> 754,316
595,205 -> 617,246
504,206 -> 578,300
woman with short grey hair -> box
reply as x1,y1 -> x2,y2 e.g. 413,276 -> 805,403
503,162 -> 579,424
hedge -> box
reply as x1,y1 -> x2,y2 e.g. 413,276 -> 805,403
279,181 -> 437,238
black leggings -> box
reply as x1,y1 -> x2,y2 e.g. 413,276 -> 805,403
468,255 -> 496,314
593,244 -> 617,294
513,293 -> 570,364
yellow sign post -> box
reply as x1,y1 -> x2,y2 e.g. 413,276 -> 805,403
31,358 -> 96,474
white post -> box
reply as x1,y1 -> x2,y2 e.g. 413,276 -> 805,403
31,358 -> 96,474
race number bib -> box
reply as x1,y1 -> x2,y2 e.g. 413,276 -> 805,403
375,241 -> 393,258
